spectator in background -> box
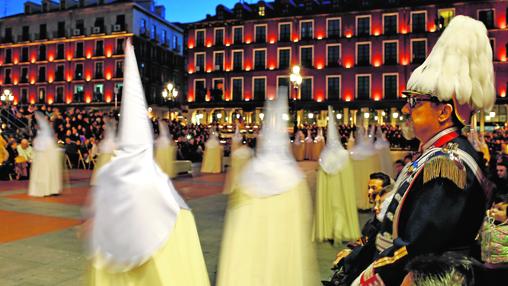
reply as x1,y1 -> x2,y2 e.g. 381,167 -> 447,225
494,156 -> 508,196
16,139 -> 33,163
393,159 -> 404,180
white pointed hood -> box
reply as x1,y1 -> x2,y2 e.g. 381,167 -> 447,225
205,128 -> 220,149
347,132 -> 355,151
319,106 -> 349,174
98,120 -> 116,153
33,112 -> 56,151
89,39 -> 183,272
239,87 -> 303,197
232,125 -> 242,144
315,127 -> 325,142
294,130 -> 304,145
156,120 -> 172,148
374,127 -> 390,150
350,126 -> 375,160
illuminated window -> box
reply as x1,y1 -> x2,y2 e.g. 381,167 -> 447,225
437,9 -> 455,30
300,21 -> 313,40
258,6 -> 265,16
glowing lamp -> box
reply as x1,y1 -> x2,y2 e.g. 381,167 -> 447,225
269,39 -> 275,44
374,94 -> 380,101
48,98 -> 53,105
13,57 -> 19,64
401,27 -> 408,34
86,97 -> 91,103
48,76 -> 54,83
246,39 -> 251,44
66,99 -> 72,104
245,66 -> 251,71
401,58 -> 409,65
344,62 -> 352,69
226,68 -> 230,72
67,75 -> 72,82
67,53 -> 73,61
429,24 -> 436,32
293,38 -> 299,42
106,50 -> 112,57
345,95 -> 352,102
13,79 -> 18,85
373,30 -> 380,36
106,97 -> 112,103
500,53 -> 506,62
105,72 -> 112,80
206,42 -> 212,47
30,79 -> 35,85
48,55 -> 54,62
188,69 -> 194,74
225,43 -> 230,47
86,75 -> 91,81
373,60 -> 381,67
31,57 -> 36,63
500,90 -> 506,97
345,31 -> 352,38
316,97 -> 323,102
86,51 -> 92,59
317,34 -> 323,40
316,63 -> 323,69
188,44 -> 194,49
269,65 -> 275,70
206,68 -> 212,73
30,99 -> 35,104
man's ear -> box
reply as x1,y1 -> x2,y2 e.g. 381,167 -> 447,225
438,104 -> 454,123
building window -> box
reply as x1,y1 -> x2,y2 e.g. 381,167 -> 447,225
38,66 -> 46,82
162,30 -> 167,45
55,86 -> 64,103
93,84 -> 103,102
383,14 -> 397,35
233,26 -> 243,44
279,23 -> 291,42
38,45 -> 46,61
38,88 -> 46,104
21,47 -> 29,62
411,39 -> 426,63
300,46 -> 313,68
384,74 -> 398,99
4,68 -> 11,84
76,42 -> 84,58
39,24 -> 47,40
57,21 -> 65,37
437,9 -> 455,30
232,78 -> 243,101
356,43 -> 370,66
301,78 -> 312,100
214,52 -> 224,71
4,27 -> 13,42
383,41 -> 397,65
196,30 -> 205,47
478,9 -> 494,29
258,6 -> 265,16
278,48 -> 290,69
357,75 -> 370,99
277,77 -> 290,98
411,12 -> 426,33
255,25 -> 266,43
56,65 -> 65,81
5,49 -> 11,63
75,63 -> 83,80
194,80 -> 206,102
253,77 -> 266,101
357,16 -> 370,36
327,18 -> 341,38
233,50 -> 243,71
327,44 -> 341,67
21,67 -> 28,83
211,79 -> 224,101
57,44 -> 65,59
215,28 -> 224,45
20,88 -> 28,104
254,49 -> 266,70
116,38 -> 125,54
195,53 -> 205,72
74,84 -> 84,102
327,76 -> 340,100
22,26 -> 30,41
95,62 -> 103,79
115,61 -> 123,78
300,21 -> 313,40
95,40 -> 104,56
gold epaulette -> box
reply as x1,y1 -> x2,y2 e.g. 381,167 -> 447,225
423,143 -> 467,189
372,246 -> 408,268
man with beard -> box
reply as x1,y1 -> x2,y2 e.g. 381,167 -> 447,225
325,16 -> 495,286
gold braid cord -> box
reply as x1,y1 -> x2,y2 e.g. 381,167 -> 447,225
423,155 -> 466,189
372,246 -> 408,269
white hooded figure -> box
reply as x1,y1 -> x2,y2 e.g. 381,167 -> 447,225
350,126 -> 382,210
292,129 -> 306,161
155,120 -> 176,178
89,120 -> 116,186
28,112 -> 63,197
223,125 -> 253,195
87,39 -> 209,285
310,127 -> 326,160
374,127 -> 394,177
304,128 -> 314,160
200,128 -> 224,173
217,87 -> 320,286
314,106 -> 360,242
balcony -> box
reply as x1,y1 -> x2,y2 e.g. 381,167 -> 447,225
2,35 -> 14,43
91,26 -> 105,34
112,23 -> 126,33
53,30 -> 67,38
18,34 -> 31,42
35,32 -> 48,40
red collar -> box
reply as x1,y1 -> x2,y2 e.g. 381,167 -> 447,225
421,127 -> 460,151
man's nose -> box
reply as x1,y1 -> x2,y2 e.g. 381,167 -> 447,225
401,103 -> 410,115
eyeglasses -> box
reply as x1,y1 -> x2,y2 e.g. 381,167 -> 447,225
406,96 -> 441,109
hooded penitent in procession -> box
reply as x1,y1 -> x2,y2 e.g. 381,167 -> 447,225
325,15 -> 496,286
313,106 -> 360,243
223,125 -> 253,195
155,119 -> 176,178
89,119 -> 116,186
349,126 -> 382,210
201,128 -> 223,173
28,112 -> 63,197
86,39 -> 209,286
217,87 -> 320,286
374,127 -> 394,178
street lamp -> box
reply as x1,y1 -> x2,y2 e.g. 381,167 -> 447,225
289,65 -> 302,133
162,82 -> 179,119
0,89 -> 14,105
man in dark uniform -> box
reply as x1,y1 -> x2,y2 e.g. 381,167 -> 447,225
326,15 -> 495,286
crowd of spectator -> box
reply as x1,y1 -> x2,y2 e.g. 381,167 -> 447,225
0,105 -> 506,186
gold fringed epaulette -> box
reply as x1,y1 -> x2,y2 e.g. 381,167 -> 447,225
423,149 -> 467,189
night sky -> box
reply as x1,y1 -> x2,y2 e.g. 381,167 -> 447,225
0,0 -> 243,23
